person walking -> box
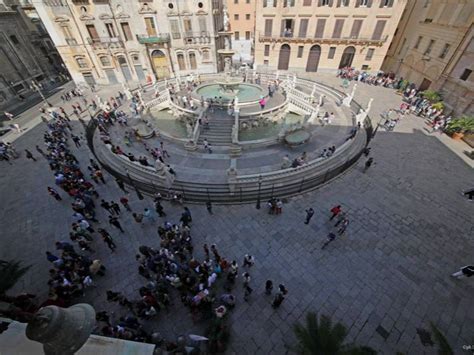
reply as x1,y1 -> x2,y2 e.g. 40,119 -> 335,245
329,205 -> 342,221
337,218 -> 349,235
143,208 -> 155,223
71,135 -> 81,148
451,265 -> 474,279
120,196 -> 132,212
243,254 -> 255,267
98,228 -> 117,252
132,212 -> 144,225
160,142 -> 170,158
304,208 -> 314,224
116,178 -> 128,193
24,149 -> 36,162
462,188 -> 474,201
363,157 -> 374,172
154,201 -> 166,217
109,215 -> 124,233
110,201 -> 121,215
35,145 -> 46,158
47,187 -> 62,201
272,292 -> 285,308
206,201 -> 213,214
265,280 -> 273,295
101,200 -> 114,214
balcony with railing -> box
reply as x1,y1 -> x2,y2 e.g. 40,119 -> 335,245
258,32 -> 388,46
87,37 -> 124,49
182,31 -> 211,45
136,33 -> 170,44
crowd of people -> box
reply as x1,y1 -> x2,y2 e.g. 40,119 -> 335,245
337,67 -> 398,88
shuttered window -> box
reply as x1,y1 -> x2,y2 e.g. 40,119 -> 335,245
199,18 -> 207,33
350,20 -> 363,38
170,19 -> 180,39
298,19 -> 308,38
371,20 -> 386,40
314,19 -> 326,38
264,19 -> 273,36
332,19 -> 344,39
365,48 -> 374,60
264,44 -> 270,56
328,46 -> 336,59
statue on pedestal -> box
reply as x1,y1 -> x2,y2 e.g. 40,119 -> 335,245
223,8 -> 230,31
342,84 -> 357,107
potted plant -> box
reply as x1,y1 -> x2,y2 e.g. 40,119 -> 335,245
431,102 -> 444,111
422,90 -> 442,103
445,116 -> 474,140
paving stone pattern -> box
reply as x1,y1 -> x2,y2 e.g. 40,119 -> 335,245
0,76 -> 473,354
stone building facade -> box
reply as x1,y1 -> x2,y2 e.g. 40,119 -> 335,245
33,0 -> 224,88
227,0 -> 256,63
0,0 -> 64,110
254,0 -> 407,73
382,0 -> 473,116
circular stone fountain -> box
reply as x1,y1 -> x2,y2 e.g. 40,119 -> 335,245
194,79 -> 264,105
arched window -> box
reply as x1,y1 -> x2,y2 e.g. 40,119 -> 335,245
202,49 -> 210,61
76,57 -> 88,68
117,56 -> 127,65
100,56 -> 111,66
189,52 -> 197,69
177,53 -> 186,70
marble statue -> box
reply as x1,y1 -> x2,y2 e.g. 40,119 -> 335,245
186,122 -> 193,138
355,98 -> 373,125
281,155 -> 291,169
342,84 -> 357,107
311,84 -> 316,99
125,87 -> 133,100
224,57 -> 232,72
223,8 -> 230,31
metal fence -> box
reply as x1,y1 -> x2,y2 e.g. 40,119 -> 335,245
86,118 -> 372,205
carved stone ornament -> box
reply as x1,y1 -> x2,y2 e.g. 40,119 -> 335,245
138,3 -> 156,14
99,13 -> 112,20
54,16 -> 70,23
116,13 -> 130,19
79,14 -> 95,21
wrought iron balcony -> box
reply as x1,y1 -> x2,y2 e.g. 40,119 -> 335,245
87,37 -> 124,49
136,34 -> 170,44
258,32 -> 388,46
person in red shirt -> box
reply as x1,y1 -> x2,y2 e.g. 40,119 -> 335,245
330,205 -> 342,220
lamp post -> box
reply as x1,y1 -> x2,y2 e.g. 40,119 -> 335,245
30,80 -> 52,107
256,175 -> 262,209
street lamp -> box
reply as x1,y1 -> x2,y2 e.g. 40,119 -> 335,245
30,80 -> 52,107
256,175 -> 262,209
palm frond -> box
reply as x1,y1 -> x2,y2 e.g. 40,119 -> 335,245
0,260 -> 31,295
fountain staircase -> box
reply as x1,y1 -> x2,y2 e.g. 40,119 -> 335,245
197,109 -> 234,146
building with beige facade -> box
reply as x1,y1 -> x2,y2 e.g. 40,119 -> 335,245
33,0 -> 224,88
0,0 -> 65,110
227,0 -> 256,63
254,0 -> 406,73
382,0 -> 473,116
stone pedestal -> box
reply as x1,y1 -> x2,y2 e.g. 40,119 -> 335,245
229,144 -> 242,157
184,141 -> 198,151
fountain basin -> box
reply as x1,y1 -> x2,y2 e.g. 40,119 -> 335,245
194,82 -> 264,105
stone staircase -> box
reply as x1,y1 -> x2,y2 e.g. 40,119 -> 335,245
197,109 -> 234,146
